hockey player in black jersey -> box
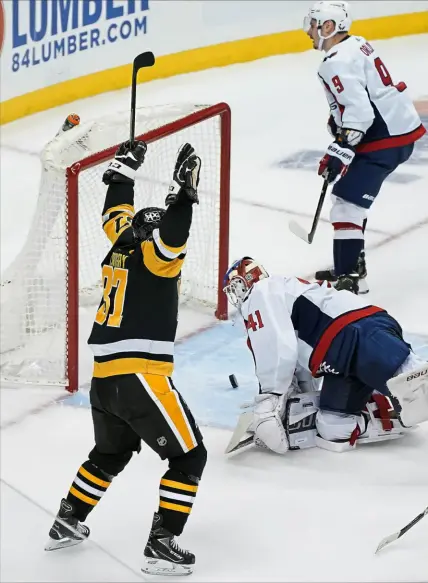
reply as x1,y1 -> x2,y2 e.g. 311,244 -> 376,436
45,140 -> 207,576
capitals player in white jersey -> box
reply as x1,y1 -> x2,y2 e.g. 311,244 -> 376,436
303,1 -> 426,294
223,257 -> 428,454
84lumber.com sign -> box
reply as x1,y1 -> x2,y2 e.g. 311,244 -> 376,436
8,0 -> 149,72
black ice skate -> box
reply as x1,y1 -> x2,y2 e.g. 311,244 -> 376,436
45,499 -> 90,551
142,512 -> 195,576
335,273 -> 359,294
315,251 -> 369,294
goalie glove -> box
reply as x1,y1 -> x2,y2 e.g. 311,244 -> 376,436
166,143 -> 201,206
102,140 -> 147,185
252,393 -> 289,454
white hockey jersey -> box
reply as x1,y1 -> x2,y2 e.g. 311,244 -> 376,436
318,36 -> 426,152
240,275 -> 384,396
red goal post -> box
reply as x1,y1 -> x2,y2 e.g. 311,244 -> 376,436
0,103 -> 231,393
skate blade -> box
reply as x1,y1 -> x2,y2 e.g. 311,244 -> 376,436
142,558 -> 193,576
357,278 -> 369,295
44,536 -> 86,551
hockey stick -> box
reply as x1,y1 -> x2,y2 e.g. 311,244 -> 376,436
226,434 -> 255,454
375,506 -> 428,553
129,51 -> 155,145
224,410 -> 254,454
288,178 -> 329,244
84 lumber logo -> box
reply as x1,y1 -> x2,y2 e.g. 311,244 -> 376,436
9,0 -> 149,72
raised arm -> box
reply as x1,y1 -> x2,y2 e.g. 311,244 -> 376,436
101,141 -> 147,246
141,143 -> 201,278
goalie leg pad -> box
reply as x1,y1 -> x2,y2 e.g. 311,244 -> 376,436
315,410 -> 365,452
316,393 -> 409,452
316,410 -> 365,441
358,393 -> 407,443
388,355 -> 428,426
286,391 -> 320,450
225,390 -> 321,455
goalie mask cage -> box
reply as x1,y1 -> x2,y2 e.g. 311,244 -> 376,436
0,103 -> 231,393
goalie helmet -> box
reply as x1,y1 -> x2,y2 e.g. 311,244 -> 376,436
223,257 -> 269,308
132,207 -> 166,242
303,1 -> 352,50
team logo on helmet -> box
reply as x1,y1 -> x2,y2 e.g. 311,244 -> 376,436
144,210 -> 163,222
132,207 -> 166,243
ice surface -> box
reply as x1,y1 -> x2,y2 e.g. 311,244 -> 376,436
2,406 -> 428,582
1,34 -> 427,582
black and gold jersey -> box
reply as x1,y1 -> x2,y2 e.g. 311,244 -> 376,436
87,181 -> 193,378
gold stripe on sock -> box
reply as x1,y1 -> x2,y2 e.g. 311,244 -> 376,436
79,466 -> 111,488
159,500 -> 191,514
69,486 -> 98,506
160,479 -> 197,493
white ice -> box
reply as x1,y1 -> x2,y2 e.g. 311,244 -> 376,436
1,34 -> 428,582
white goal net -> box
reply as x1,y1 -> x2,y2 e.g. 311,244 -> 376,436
0,103 -> 230,391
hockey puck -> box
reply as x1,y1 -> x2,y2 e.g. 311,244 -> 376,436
229,374 -> 238,389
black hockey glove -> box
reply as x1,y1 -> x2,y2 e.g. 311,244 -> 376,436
165,143 -> 201,206
102,140 -> 147,185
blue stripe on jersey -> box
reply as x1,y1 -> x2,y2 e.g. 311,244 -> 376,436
362,91 -> 390,144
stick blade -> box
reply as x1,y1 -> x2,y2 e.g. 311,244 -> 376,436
134,51 -> 155,70
226,435 -> 255,454
288,219 -> 312,244
375,532 -> 399,554
225,411 -> 253,454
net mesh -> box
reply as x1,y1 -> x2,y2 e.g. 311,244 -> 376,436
0,104 -> 226,388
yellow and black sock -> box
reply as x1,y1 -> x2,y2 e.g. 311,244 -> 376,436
66,460 -> 112,521
158,469 -> 198,535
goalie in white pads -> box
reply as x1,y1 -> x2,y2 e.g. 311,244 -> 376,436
223,257 -> 428,454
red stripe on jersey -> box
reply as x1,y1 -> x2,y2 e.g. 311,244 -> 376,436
298,277 -> 332,287
246,336 -> 256,366
309,306 -> 385,376
356,124 -> 426,153
332,222 -> 363,231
